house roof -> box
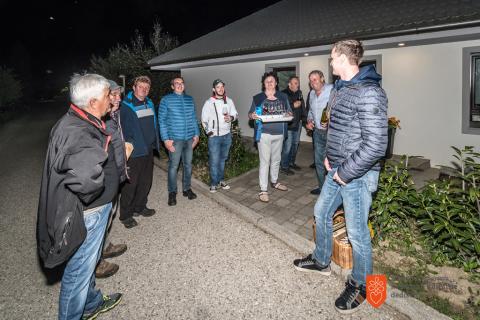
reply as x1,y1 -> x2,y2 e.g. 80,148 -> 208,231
148,0 -> 480,68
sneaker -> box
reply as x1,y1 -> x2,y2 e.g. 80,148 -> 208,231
168,192 -> 177,206
334,276 -> 366,314
210,186 -> 217,193
102,242 -> 127,259
82,293 -> 122,320
120,217 -> 138,229
293,254 -> 331,275
95,259 -> 119,279
183,189 -> 197,200
219,181 -> 230,190
290,164 -> 301,170
280,167 -> 295,175
310,187 -> 321,195
133,207 -> 156,217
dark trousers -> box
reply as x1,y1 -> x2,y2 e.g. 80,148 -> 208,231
120,151 -> 153,221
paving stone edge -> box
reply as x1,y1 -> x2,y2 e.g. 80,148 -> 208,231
153,157 -> 451,320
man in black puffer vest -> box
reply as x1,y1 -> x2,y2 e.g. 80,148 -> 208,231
293,39 -> 388,314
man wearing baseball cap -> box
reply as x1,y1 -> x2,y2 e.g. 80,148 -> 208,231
201,79 -> 238,192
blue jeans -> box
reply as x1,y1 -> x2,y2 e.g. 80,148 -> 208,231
280,125 -> 302,169
312,169 -> 379,286
313,128 -> 327,188
208,133 -> 232,186
58,202 -> 112,320
168,139 -> 193,193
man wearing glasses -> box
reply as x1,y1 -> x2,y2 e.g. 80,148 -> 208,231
159,77 -> 200,206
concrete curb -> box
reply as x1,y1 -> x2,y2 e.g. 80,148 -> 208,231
153,157 -> 451,320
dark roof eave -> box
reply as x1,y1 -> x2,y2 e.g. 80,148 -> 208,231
149,19 -> 480,68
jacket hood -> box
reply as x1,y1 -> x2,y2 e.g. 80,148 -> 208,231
334,64 -> 382,90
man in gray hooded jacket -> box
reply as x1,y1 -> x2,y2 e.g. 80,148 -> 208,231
294,39 -> 388,314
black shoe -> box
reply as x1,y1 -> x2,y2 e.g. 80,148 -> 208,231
293,254 -> 331,275
310,187 -> 321,195
134,207 -> 156,217
82,293 -> 122,320
280,168 -> 295,175
182,189 -> 197,200
309,163 -> 316,169
120,217 -> 138,229
290,164 -> 301,170
334,276 -> 367,314
168,192 -> 177,206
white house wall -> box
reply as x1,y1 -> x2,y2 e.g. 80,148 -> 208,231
181,39 -> 480,167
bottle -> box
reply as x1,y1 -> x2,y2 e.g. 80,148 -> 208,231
320,104 -> 330,127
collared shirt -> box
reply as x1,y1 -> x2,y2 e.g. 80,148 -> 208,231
307,84 -> 333,129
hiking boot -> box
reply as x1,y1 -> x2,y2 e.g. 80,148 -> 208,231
82,293 -> 122,320
168,192 -> 177,206
95,259 -> 119,279
280,167 -> 295,175
210,186 -> 217,193
120,217 -> 138,229
290,164 -> 301,170
183,189 -> 197,200
134,207 -> 156,217
102,242 -> 127,259
334,276 -> 367,314
310,187 -> 321,195
219,181 -> 230,190
293,254 -> 331,275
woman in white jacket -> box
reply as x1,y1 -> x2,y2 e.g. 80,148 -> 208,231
201,79 -> 238,192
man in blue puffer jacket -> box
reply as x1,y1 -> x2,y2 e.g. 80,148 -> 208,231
159,76 -> 200,206
294,39 -> 388,314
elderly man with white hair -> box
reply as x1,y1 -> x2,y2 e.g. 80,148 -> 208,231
37,73 -> 122,320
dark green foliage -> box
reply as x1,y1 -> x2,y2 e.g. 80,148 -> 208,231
371,147 -> 480,272
370,157 -> 418,240
89,22 -> 179,104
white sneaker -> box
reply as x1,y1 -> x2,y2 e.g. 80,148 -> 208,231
219,181 -> 230,190
210,186 -> 217,193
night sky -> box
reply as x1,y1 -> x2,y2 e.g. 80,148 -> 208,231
1,0 -> 280,96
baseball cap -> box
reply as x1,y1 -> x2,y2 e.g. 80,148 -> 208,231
212,79 -> 225,87
108,80 -> 124,93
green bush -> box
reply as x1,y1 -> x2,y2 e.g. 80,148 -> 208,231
416,147 -> 480,271
0,67 -> 22,110
90,22 -> 179,103
370,157 -> 418,240
371,147 -> 480,272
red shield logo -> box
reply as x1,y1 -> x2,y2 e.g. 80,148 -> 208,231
366,274 -> 387,308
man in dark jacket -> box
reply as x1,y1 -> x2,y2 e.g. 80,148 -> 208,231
293,40 -> 388,314
119,76 -> 159,228
95,80 -> 130,279
37,74 -> 122,319
280,76 -> 305,175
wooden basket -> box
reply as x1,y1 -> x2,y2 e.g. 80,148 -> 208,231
332,227 -> 353,269
311,210 -> 353,270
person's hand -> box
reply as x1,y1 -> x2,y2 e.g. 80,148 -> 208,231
324,157 -> 332,171
224,114 -> 231,122
192,136 -> 199,148
306,120 -> 314,130
249,112 -> 259,120
286,111 -> 293,117
125,142 -> 134,160
293,101 -> 301,108
165,140 -> 175,152
333,171 -> 346,186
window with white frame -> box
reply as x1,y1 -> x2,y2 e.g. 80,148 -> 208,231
463,47 -> 480,134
